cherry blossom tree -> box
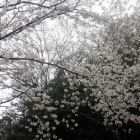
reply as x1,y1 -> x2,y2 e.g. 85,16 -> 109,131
0,0 -> 81,41
0,0 -> 140,140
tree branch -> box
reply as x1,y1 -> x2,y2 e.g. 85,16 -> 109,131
0,55 -> 79,75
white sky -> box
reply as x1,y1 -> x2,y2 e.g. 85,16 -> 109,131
0,89 -> 12,118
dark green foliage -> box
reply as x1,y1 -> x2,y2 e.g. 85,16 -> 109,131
0,116 -> 36,140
